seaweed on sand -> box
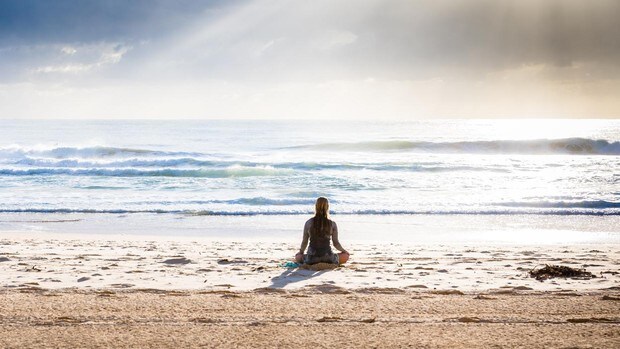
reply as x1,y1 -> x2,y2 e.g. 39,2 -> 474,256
529,264 -> 595,281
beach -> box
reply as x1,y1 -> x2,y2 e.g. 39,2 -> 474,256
2,225 -> 620,348
0,119 -> 619,347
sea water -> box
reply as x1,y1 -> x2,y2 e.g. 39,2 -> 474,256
0,119 -> 619,244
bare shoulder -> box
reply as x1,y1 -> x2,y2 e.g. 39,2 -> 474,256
330,219 -> 338,230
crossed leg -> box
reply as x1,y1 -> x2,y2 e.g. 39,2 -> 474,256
295,251 -> 349,265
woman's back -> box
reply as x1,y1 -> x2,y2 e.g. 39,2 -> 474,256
306,216 -> 336,255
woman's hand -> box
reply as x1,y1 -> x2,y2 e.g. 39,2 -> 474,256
295,252 -> 304,263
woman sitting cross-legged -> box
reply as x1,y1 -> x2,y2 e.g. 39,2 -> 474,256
295,197 -> 349,265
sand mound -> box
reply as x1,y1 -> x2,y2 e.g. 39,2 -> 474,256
303,284 -> 350,294
299,263 -> 338,271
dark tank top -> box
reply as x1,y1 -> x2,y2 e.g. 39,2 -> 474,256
309,217 -> 332,256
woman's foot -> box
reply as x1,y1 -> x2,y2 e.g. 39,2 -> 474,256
338,251 -> 350,264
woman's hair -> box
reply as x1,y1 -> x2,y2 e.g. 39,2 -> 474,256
311,197 -> 332,239
315,197 -> 329,218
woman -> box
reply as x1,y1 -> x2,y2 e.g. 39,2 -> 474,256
295,197 -> 349,265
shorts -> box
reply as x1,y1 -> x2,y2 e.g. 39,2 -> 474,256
303,252 -> 339,265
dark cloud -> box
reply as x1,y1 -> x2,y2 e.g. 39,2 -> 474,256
247,0 -> 620,79
0,0 -> 244,44
123,0 -> 620,81
1,0 -> 619,83
375,0 -> 620,73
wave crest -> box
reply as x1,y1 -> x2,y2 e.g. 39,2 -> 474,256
291,138 -> 620,155
0,166 -> 290,178
0,208 -> 617,216
0,145 -> 197,159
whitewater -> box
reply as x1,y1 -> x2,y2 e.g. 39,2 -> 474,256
0,119 -> 619,219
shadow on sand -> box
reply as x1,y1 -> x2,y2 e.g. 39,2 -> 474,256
268,264 -> 338,289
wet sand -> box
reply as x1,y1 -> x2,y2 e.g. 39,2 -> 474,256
1,289 -> 619,348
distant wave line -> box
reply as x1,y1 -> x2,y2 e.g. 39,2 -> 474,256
0,145 -> 199,159
2,138 -> 620,163
27,198 -> 616,210
0,162 -> 510,175
129,197 -> 319,206
0,167 -> 290,178
0,208 -> 618,216
494,200 -> 620,209
289,138 -> 620,155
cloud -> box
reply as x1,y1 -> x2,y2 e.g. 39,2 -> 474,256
61,46 -> 77,55
0,0 -> 619,119
0,42 -> 131,84
122,0 -> 620,83
0,0 -> 241,44
314,31 -> 358,50
3,0 -> 620,81
31,43 -> 131,75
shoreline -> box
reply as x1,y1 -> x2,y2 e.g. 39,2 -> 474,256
2,212 -> 620,244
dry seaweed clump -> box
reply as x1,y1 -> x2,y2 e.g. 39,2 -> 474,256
530,265 -> 595,281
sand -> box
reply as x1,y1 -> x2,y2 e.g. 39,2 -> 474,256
1,234 -> 620,348
2,235 -> 619,292
1,289 -> 619,348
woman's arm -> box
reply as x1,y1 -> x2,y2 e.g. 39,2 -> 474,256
299,220 -> 310,254
331,221 -> 347,253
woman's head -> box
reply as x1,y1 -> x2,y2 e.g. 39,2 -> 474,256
315,197 -> 329,218
312,197 -> 331,239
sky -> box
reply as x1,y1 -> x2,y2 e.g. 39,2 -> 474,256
0,0 -> 619,120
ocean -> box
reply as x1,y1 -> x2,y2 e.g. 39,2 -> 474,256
1,119 -> 619,244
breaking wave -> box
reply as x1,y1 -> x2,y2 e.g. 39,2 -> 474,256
0,207 -> 618,216
0,145 -> 198,159
291,138 -> 620,155
0,166 -> 290,178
